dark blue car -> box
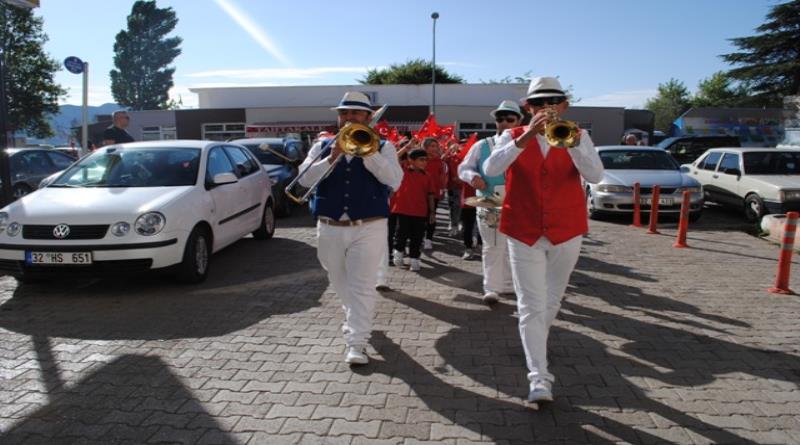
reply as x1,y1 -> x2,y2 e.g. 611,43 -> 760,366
231,137 -> 304,217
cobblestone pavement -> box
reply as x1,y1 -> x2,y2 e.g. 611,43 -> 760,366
0,205 -> 799,444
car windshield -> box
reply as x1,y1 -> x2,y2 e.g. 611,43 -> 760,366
50,147 -> 201,187
242,143 -> 286,164
655,138 -> 678,150
743,151 -> 800,175
599,150 -> 679,170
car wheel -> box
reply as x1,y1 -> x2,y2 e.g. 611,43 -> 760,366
252,201 -> 275,240
12,184 -> 31,199
176,226 -> 211,284
586,188 -> 601,220
744,194 -> 765,223
689,211 -> 702,223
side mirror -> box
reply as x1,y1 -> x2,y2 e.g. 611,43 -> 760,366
679,165 -> 690,173
724,167 -> 741,176
212,172 -> 238,185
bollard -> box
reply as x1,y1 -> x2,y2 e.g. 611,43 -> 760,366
646,185 -> 661,235
673,191 -> 691,248
631,182 -> 642,227
768,211 -> 799,294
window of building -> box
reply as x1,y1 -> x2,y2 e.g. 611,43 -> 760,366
142,126 -> 177,141
202,123 -> 245,141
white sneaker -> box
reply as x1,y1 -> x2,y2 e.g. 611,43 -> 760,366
344,346 -> 368,365
527,379 -> 553,403
409,259 -> 421,271
392,250 -> 404,267
423,239 -> 433,250
462,249 -> 473,260
482,292 -> 499,305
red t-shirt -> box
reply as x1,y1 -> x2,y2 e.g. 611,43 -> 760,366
425,157 -> 447,199
391,167 -> 436,217
444,155 -> 461,190
461,183 -> 477,208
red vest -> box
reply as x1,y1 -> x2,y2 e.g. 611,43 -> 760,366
499,127 -> 588,246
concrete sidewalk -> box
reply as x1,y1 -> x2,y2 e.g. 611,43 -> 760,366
0,210 -> 798,444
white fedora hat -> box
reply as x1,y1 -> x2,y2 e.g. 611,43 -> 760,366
489,100 -> 523,118
331,91 -> 374,112
525,77 -> 566,100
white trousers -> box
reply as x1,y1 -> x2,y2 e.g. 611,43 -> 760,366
317,219 -> 387,347
476,217 -> 513,294
508,235 -> 582,385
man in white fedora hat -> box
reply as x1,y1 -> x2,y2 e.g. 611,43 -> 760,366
298,91 -> 403,365
457,99 -> 521,305
483,77 -> 604,403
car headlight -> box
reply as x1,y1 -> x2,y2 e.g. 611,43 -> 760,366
134,212 -> 165,236
110,222 -> 131,237
596,184 -> 632,193
0,212 -> 8,232
780,190 -> 800,201
6,222 -> 20,237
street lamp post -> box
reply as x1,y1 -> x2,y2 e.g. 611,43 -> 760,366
431,12 -> 438,117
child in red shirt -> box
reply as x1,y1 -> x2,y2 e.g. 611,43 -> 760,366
391,149 -> 436,272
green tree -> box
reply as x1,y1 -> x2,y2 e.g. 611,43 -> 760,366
0,5 -> 66,139
645,79 -> 692,133
721,0 -> 800,107
692,71 -> 750,108
110,0 -> 182,110
359,59 -> 463,84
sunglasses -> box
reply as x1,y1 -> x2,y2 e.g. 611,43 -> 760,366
494,116 -> 518,123
528,96 -> 566,107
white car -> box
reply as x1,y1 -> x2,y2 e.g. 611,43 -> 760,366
685,147 -> 800,222
0,140 -> 275,283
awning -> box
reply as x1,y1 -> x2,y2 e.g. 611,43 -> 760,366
246,121 -> 424,134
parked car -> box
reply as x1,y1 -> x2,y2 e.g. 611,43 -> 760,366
586,146 -> 703,221
0,140 -> 275,283
1,148 -> 76,199
230,137 -> 303,217
656,135 -> 741,165
684,147 -> 800,222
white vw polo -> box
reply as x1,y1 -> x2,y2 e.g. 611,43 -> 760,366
0,140 -> 275,283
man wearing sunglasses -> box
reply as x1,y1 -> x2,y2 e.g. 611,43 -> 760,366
483,77 -> 604,405
457,100 -> 521,305
102,110 -> 135,146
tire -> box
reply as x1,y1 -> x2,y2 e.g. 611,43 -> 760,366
689,211 -> 702,223
176,226 -> 211,284
12,184 -> 31,200
586,188 -> 601,220
252,201 -> 275,240
744,194 -> 765,223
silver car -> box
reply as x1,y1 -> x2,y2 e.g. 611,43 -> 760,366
586,146 -> 703,221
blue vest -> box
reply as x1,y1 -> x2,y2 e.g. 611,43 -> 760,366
476,137 -> 505,198
311,139 -> 390,220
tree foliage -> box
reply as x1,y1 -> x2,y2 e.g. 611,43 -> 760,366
645,79 -> 692,133
110,0 -> 182,110
692,71 -> 751,108
0,5 -> 66,138
359,59 -> 463,85
721,0 -> 800,106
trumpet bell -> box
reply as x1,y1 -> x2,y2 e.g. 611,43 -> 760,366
339,123 -> 381,157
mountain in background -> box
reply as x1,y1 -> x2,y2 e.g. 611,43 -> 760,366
25,103 -> 121,146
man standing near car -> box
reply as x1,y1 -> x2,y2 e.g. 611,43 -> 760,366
298,91 -> 403,365
483,77 -> 604,404
102,110 -> 135,146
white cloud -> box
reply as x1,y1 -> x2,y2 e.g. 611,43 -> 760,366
581,89 -> 657,109
213,0 -> 291,66
186,66 -> 378,80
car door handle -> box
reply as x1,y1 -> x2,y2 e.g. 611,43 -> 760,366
712,174 -> 718,179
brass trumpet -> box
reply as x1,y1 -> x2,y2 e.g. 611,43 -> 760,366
544,107 -> 580,148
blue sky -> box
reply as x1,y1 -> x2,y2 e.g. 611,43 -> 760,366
36,0 -> 778,109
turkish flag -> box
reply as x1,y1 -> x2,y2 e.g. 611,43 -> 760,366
415,113 -> 440,139
457,132 -> 478,161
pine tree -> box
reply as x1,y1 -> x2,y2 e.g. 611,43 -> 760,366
110,0 -> 182,110
645,79 -> 692,133
0,5 -> 66,139
359,59 -> 463,85
722,0 -> 800,107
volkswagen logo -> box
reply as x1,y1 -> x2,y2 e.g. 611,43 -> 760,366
52,224 -> 71,239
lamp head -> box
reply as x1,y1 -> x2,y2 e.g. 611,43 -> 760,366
431,12 -> 439,19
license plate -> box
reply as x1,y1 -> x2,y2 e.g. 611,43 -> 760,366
641,198 -> 673,206
25,251 -> 93,265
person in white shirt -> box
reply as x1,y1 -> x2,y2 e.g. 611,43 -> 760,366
457,100 -> 521,305
298,92 -> 404,365
483,77 -> 604,404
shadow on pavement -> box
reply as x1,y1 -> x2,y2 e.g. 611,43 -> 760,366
0,354 -> 237,444
0,237 -> 326,340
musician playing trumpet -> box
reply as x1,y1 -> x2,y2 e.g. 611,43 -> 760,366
298,91 -> 403,365
483,77 -> 604,404
457,100 -> 522,305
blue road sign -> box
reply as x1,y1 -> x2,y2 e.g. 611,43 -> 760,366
64,56 -> 84,74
